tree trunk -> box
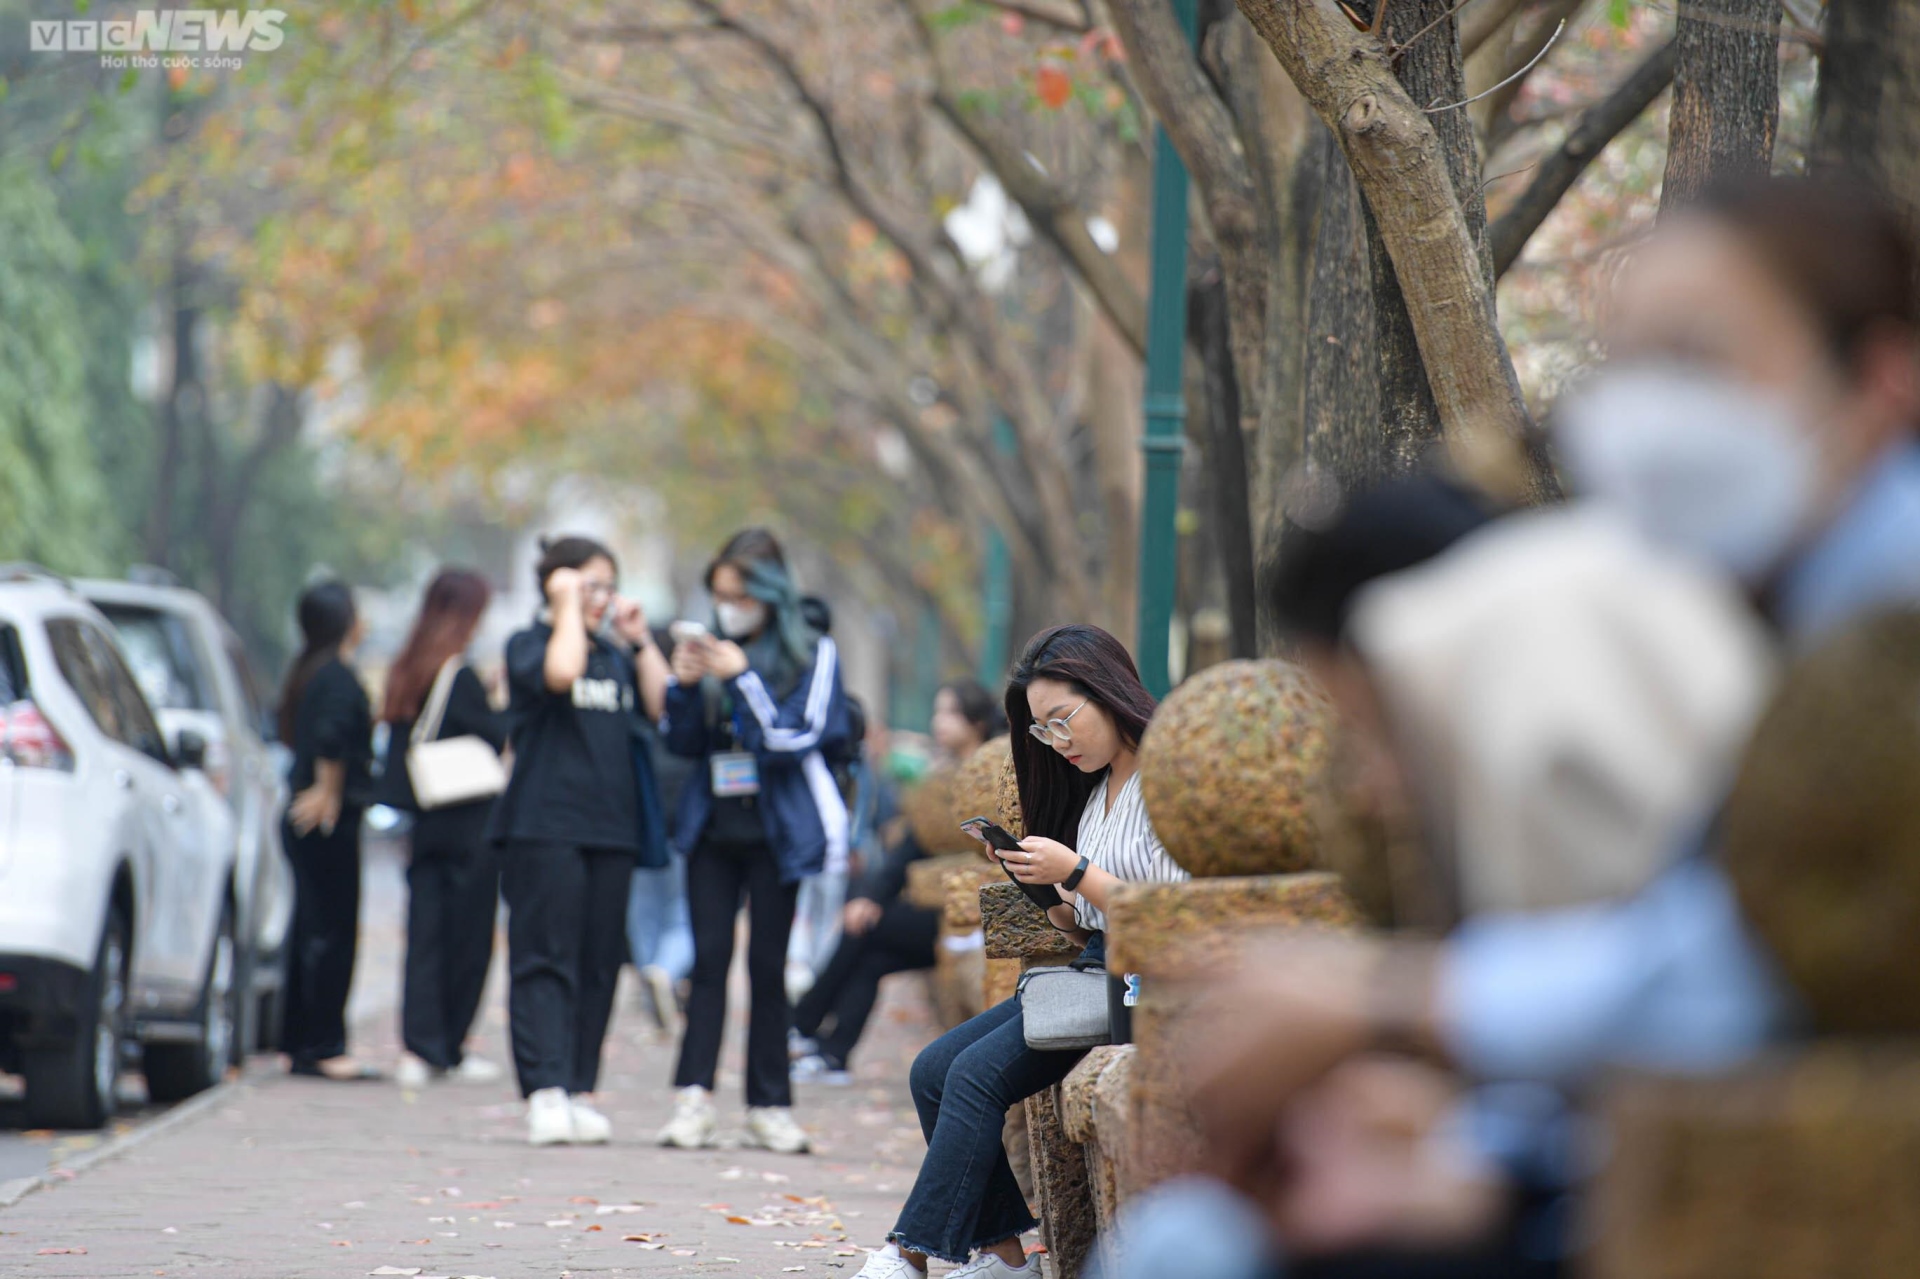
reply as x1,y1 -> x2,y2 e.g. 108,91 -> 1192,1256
1813,0 -> 1920,259
145,250 -> 196,569
1661,0 -> 1782,212
1300,126 -> 1384,487
1188,254 -> 1259,659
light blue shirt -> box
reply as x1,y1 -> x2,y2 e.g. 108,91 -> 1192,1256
1441,439 -> 1920,1085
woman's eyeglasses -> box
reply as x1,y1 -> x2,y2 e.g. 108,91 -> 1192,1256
1028,699 -> 1088,746
581,581 -> 617,601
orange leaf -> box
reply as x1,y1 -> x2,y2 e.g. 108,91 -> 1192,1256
1035,65 -> 1072,109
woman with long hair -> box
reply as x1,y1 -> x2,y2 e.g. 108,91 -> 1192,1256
278,579 -> 377,1080
657,528 -> 851,1155
852,625 -> 1187,1279
378,568 -> 508,1090
791,679 -> 1007,1083
486,536 -> 672,1145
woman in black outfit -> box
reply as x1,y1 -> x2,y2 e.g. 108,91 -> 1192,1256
791,679 -> 1006,1082
379,568 -> 509,1090
279,580 -> 377,1081
487,536 -> 671,1146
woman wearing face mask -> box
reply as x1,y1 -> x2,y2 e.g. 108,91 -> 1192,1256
1556,177 -> 1920,642
657,528 -> 851,1156
791,679 -> 1008,1084
278,580 -> 377,1081
851,625 -> 1187,1279
487,536 -> 671,1146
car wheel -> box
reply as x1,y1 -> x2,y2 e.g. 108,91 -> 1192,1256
143,901 -> 235,1102
22,905 -> 129,1130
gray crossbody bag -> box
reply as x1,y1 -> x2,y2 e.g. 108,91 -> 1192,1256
1017,956 -> 1112,1051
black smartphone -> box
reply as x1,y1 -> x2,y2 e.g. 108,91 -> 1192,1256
960,815 -> 1064,910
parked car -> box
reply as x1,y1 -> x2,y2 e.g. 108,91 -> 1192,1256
0,566 -> 240,1128
80,572 -> 293,1066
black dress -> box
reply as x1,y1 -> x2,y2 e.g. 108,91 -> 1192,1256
280,657 -> 373,1069
380,665 -> 508,1071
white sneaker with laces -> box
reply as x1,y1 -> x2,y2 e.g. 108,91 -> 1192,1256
450,1055 -> 505,1085
395,1054 -> 434,1091
948,1249 -> 1032,1279
852,1244 -> 925,1279
745,1105 -> 812,1154
658,1086 -> 719,1149
570,1096 -> 613,1144
527,1086 -> 574,1146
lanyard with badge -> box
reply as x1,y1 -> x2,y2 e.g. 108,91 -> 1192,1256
710,695 -> 761,799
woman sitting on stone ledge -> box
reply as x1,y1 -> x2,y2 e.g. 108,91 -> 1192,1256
853,624 -> 1188,1279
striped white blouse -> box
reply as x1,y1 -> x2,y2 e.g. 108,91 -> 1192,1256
1069,770 -> 1188,932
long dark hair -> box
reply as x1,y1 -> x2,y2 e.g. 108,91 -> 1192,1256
535,534 -> 617,598
278,580 -> 356,744
383,569 -> 491,724
1005,625 -> 1157,847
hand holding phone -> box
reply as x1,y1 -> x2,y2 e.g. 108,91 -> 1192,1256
961,816 -> 1063,910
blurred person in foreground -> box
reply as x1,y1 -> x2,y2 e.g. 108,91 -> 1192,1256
1101,175 -> 1920,1279
379,569 -> 508,1090
658,529 -> 852,1156
628,622 -> 698,1035
488,536 -> 672,1146
785,594 -> 864,997
278,581 -> 378,1081
791,679 -> 1008,1084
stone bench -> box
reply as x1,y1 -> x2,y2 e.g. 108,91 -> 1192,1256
1590,1043 -> 1920,1279
905,854 -> 1000,1030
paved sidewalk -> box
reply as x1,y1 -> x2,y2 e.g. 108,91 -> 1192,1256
0,884 -> 942,1278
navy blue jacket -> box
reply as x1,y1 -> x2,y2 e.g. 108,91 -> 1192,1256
662,635 -> 852,884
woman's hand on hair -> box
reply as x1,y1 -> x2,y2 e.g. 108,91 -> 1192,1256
706,639 -> 750,680
1009,836 -> 1077,885
546,567 -> 583,606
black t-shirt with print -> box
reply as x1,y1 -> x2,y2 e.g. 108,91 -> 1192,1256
486,621 -> 641,853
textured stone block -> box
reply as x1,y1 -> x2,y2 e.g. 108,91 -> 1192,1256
1137,660 -> 1334,877
930,942 -> 985,1029
952,735 -> 1024,838
1104,872 -> 1360,977
1027,1080 -> 1096,1279
906,853 -> 990,911
904,766 -> 975,855
985,957 -> 1021,1008
942,864 -> 1002,931
982,881 -> 1076,959
1592,1044 -> 1920,1279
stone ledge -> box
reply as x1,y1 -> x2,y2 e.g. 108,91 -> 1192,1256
942,864 -> 1002,931
1061,1045 -> 1132,1145
982,881 -> 1077,959
905,853 -> 990,911
1105,871 -> 1359,976
1592,1043 -> 1920,1279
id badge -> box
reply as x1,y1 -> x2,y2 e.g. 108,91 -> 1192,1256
711,751 -> 761,798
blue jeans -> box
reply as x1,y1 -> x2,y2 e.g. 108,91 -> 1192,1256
627,854 -> 694,981
892,996 -> 1085,1262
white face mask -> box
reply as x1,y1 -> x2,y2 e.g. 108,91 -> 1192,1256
715,599 -> 768,640
1555,363 -> 1818,583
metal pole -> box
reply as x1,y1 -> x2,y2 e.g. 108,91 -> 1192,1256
979,416 -> 1016,688
1134,0 -> 1197,698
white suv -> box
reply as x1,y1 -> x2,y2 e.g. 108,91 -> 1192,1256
0,568 -> 238,1128
82,575 -> 294,1062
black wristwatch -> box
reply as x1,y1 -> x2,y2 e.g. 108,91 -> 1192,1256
1061,854 -> 1092,893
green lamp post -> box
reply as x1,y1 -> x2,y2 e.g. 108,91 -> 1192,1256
1134,0 -> 1198,698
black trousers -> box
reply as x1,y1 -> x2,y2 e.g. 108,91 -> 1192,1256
402,805 -> 500,1070
501,840 -> 632,1096
674,838 -> 799,1108
281,815 -> 362,1067
793,899 -> 938,1067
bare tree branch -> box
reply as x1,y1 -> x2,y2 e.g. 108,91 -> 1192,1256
1490,38 -> 1676,274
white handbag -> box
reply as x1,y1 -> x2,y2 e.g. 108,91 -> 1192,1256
406,659 -> 507,810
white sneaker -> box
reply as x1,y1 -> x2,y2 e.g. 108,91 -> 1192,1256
745,1105 -> 811,1154
570,1096 -> 612,1144
791,1054 -> 853,1086
640,965 -> 681,1033
788,1029 -> 820,1060
395,1054 -> 434,1091
658,1086 -> 718,1149
948,1249 -> 1032,1279
528,1086 -> 574,1146
450,1054 -> 505,1085
852,1244 -> 925,1279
